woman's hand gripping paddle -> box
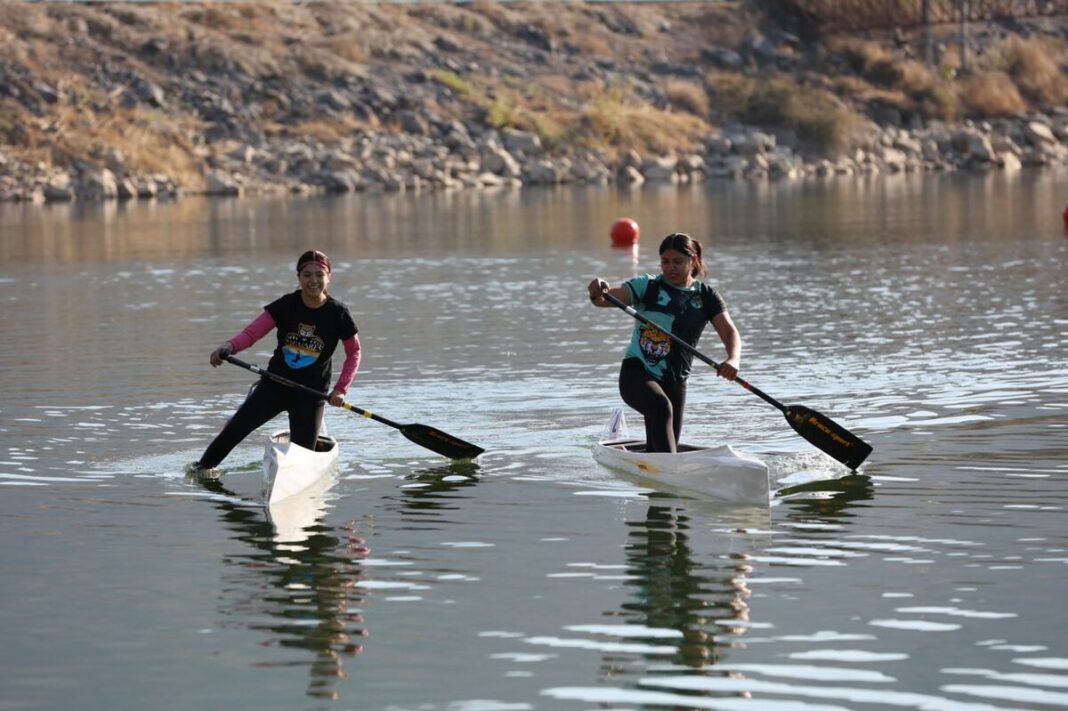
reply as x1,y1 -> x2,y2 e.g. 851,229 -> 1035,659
599,291 -> 872,470
225,356 -> 485,460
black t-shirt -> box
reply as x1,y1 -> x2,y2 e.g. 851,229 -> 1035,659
265,291 -> 358,391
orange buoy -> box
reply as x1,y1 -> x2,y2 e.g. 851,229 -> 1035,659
610,218 -> 640,247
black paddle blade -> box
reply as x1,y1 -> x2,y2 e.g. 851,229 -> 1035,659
783,405 -> 872,470
399,423 -> 485,460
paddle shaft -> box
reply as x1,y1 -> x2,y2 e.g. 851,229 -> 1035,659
600,292 -> 786,413
225,355 -> 402,427
223,355 -> 485,459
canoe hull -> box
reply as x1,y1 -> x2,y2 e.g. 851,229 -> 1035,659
263,429 -> 339,506
593,439 -> 770,505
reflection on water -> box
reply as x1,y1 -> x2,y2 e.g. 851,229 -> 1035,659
619,506 -> 755,670
777,473 -> 876,517
2,171 -> 1067,709
197,478 -> 367,701
398,461 -> 483,503
540,501 -> 772,706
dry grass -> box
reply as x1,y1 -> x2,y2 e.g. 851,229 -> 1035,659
819,37 -> 1051,122
282,117 -> 369,144
693,4 -> 757,48
559,11 -> 616,57
429,70 -> 573,148
960,71 -> 1026,117
665,80 -> 710,120
408,3 -> 495,36
316,34 -> 369,65
9,101 -> 205,188
571,83 -> 709,158
490,82 -> 572,148
827,53 -> 961,121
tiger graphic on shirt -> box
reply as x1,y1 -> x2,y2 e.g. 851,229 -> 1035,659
282,322 -> 325,369
638,325 -> 671,366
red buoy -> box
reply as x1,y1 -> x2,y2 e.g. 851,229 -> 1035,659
1063,204 -> 1068,232
610,218 -> 640,247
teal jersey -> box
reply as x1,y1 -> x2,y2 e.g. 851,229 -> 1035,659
623,274 -> 727,384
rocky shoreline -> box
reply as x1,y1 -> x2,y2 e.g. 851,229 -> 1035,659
6,112 -> 1066,203
2,3 -> 1067,203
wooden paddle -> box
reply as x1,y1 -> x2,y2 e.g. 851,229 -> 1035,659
225,356 -> 485,460
599,291 -> 872,470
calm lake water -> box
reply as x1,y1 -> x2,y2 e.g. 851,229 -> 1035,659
1,171 -> 1066,710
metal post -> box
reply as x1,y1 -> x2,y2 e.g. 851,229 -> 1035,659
959,0 -> 969,74
923,0 -> 934,66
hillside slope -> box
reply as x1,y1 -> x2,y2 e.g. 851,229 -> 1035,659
1,2 -> 1066,200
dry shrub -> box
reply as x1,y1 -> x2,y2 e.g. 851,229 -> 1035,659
665,80 -> 710,119
914,82 -> 961,121
988,37 -> 1068,106
709,72 -> 862,154
704,70 -> 754,117
872,59 -> 957,120
830,38 -> 893,76
828,38 -> 939,96
960,71 -> 1026,117
896,59 -> 937,94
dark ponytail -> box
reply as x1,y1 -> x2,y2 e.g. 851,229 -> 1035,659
658,233 -> 705,279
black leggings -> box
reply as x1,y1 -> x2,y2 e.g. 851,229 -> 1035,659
198,380 -> 325,469
618,358 -> 687,453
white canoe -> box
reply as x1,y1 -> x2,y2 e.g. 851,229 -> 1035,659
263,429 -> 339,506
592,438 -> 770,506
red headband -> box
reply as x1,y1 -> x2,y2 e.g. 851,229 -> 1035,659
297,259 -> 330,274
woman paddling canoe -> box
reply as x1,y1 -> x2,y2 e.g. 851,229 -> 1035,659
588,232 -> 741,454
192,250 -> 360,471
